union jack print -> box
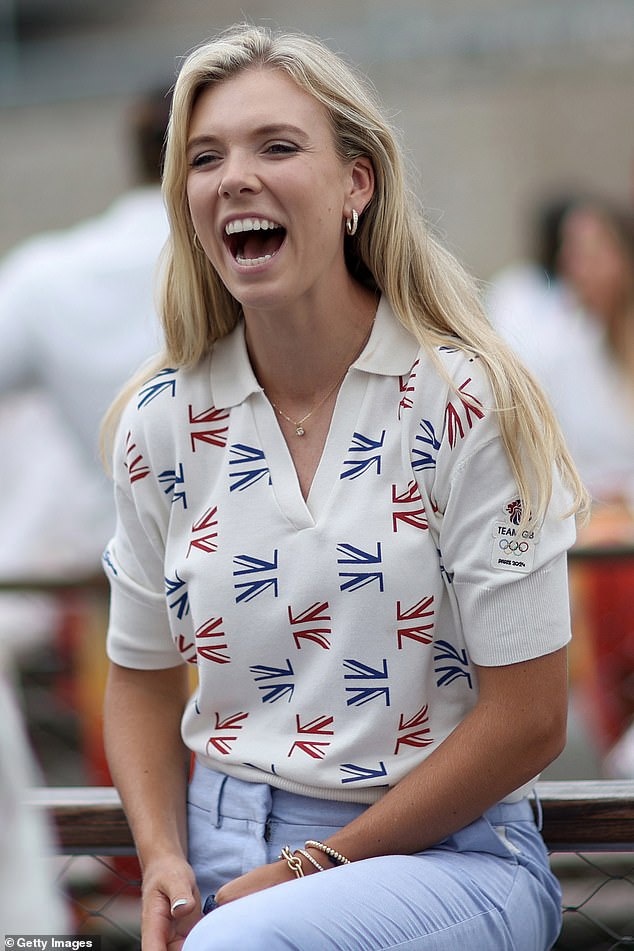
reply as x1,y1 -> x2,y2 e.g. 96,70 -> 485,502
233,551 -> 279,603
287,714 -> 334,758
412,418 -> 441,471
394,703 -> 433,754
187,505 -> 219,557
398,359 -> 419,418
137,368 -> 177,408
165,572 -> 189,619
340,431 -> 386,480
391,481 -> 429,532
124,431 -> 150,484
337,542 -> 384,593
188,404 -> 230,451
433,640 -> 473,689
229,443 -> 271,492
445,378 -> 485,448
344,658 -> 390,706
250,659 -> 295,703
206,711 -> 248,755
196,616 -> 230,664
288,602 -> 332,650
396,595 -> 435,648
340,761 -> 388,784
159,463 -> 187,508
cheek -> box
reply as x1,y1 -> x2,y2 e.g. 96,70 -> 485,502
186,178 -> 214,228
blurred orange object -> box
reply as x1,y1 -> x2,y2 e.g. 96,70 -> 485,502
569,503 -> 634,752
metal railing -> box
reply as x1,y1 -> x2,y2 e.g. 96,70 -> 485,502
28,780 -> 634,950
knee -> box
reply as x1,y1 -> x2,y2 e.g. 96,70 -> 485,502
184,900 -> 290,951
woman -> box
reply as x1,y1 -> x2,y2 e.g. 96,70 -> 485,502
102,24 -> 587,951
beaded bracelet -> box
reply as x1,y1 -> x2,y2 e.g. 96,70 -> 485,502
304,839 -> 351,866
279,845 -> 305,878
295,848 -> 326,873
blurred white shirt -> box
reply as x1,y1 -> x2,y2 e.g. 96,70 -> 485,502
0,187 -> 168,579
487,263 -> 634,507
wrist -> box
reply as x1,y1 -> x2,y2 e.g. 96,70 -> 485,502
304,839 -> 351,867
277,846 -> 324,878
136,840 -> 188,873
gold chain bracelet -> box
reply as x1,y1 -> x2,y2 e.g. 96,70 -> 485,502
279,845 -> 305,878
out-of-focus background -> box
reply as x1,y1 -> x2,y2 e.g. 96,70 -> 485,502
2,0 -> 633,274
1,0 -> 633,945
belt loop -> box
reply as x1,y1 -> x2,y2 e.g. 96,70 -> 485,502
210,772 -> 228,828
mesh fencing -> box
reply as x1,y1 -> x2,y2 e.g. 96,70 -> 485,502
47,847 -> 634,950
553,853 -> 634,950
52,853 -> 141,950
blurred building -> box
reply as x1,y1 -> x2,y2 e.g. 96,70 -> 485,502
1,0 -> 633,278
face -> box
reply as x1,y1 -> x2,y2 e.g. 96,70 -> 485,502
186,68 -> 367,314
558,208 -> 633,322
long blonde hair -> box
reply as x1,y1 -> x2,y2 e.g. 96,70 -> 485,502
103,23 -> 587,524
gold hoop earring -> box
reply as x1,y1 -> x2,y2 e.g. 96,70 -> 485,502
193,231 -> 204,253
345,209 -> 359,236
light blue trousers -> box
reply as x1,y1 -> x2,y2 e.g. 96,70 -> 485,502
184,764 -> 562,950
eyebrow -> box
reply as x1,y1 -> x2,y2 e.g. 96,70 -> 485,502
186,123 -> 311,153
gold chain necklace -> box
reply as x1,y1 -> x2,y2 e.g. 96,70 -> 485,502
269,370 -> 348,436
267,317 -> 375,437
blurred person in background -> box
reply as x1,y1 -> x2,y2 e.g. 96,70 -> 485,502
551,197 -> 634,512
556,198 -> 634,778
486,194 -> 577,381
0,87 -> 171,792
488,194 -> 634,512
488,195 -> 634,773
0,86 -> 170,586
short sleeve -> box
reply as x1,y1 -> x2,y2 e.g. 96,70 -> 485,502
428,358 -> 577,666
104,407 -> 182,670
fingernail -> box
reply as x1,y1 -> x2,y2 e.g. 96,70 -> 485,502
171,898 -> 189,914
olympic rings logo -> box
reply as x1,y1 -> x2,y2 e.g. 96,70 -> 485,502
498,540 -> 529,553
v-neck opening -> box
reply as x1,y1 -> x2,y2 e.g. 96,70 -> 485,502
251,370 -> 371,529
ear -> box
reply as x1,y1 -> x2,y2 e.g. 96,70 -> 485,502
345,156 -> 375,218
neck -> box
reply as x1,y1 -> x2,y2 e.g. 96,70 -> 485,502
244,282 -> 378,405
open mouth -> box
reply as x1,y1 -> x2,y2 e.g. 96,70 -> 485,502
224,217 -> 286,266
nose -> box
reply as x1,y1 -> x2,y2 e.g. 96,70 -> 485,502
217,151 -> 262,199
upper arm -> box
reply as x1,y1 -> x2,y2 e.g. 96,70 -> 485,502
475,646 -> 569,739
105,661 -> 191,722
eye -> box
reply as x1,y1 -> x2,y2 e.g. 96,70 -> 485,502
265,142 -> 300,156
189,151 -> 221,169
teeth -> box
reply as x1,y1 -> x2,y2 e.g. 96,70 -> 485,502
225,218 -> 281,235
236,253 -> 275,266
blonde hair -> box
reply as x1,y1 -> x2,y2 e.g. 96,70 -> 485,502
103,23 -> 587,524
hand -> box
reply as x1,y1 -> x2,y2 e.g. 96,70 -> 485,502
214,857 -> 315,907
140,854 -> 201,951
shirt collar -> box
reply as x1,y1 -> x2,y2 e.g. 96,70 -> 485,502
209,295 -> 420,409
352,295 -> 420,376
210,319 -> 260,410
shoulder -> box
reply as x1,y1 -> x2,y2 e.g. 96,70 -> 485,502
117,358 -> 213,456
407,340 -> 495,418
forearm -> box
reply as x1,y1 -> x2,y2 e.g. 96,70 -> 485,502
104,662 -> 192,868
325,649 -> 567,863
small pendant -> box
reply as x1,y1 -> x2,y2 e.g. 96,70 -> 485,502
295,425 -> 305,437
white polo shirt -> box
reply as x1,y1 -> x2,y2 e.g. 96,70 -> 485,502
105,297 -> 575,803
